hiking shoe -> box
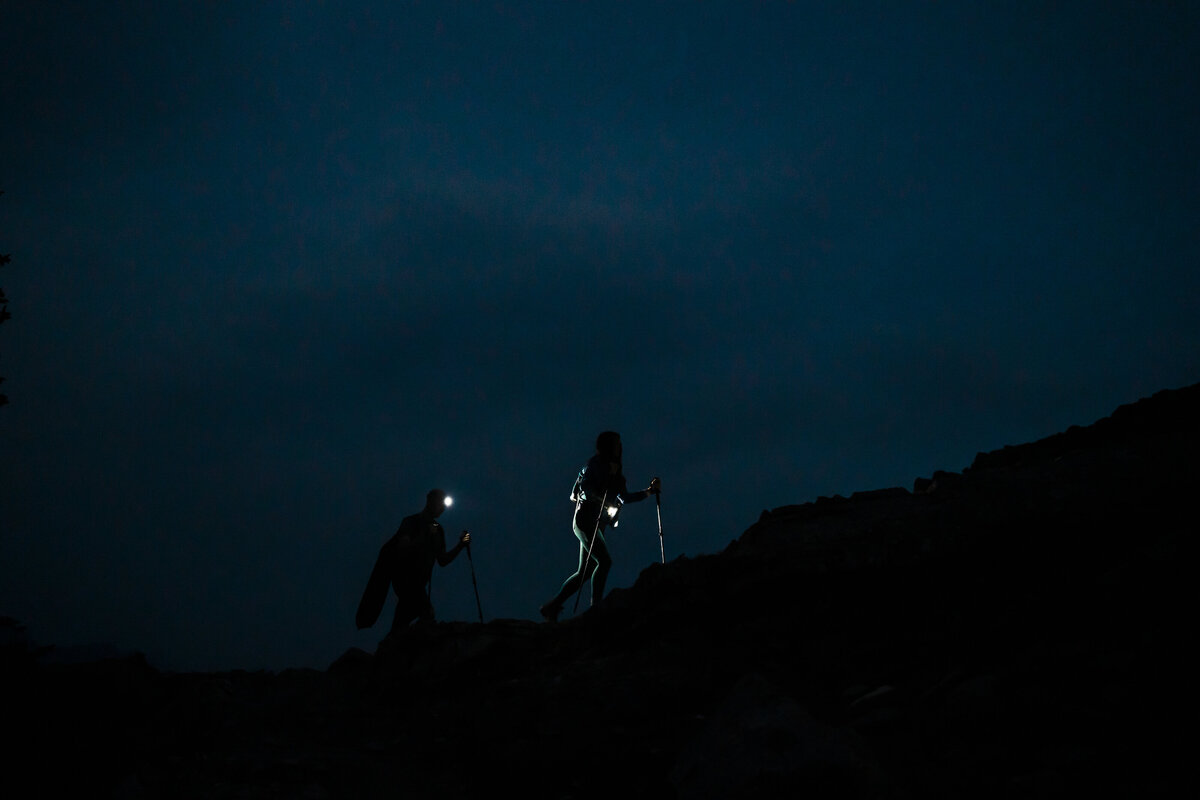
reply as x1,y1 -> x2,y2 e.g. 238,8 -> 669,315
539,602 -> 560,623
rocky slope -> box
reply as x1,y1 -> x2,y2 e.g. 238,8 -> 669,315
5,383 -> 1194,798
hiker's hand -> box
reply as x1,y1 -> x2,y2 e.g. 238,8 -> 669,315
459,531 -> 471,547
648,476 -> 661,495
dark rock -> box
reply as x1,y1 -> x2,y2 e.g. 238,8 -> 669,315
328,646 -> 372,675
850,487 -> 911,502
671,673 -> 879,799
5,381 -> 1196,797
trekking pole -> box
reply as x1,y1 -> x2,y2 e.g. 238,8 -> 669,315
464,534 -> 484,623
655,488 -> 665,564
573,490 -> 608,614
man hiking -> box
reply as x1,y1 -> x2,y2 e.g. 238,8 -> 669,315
540,431 -> 660,622
357,488 -> 470,635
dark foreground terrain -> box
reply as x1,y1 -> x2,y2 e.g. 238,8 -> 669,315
6,384 -> 1194,798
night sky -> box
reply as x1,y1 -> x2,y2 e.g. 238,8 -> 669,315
2,2 -> 1197,671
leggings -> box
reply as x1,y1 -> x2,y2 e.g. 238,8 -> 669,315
551,513 -> 613,607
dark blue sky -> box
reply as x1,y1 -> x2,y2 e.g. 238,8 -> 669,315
2,1 -> 1197,671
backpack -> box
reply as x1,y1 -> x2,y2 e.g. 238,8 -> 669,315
569,465 -> 587,503
569,463 -> 622,527
356,542 -> 391,629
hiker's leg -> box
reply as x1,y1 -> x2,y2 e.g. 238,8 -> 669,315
588,532 -> 613,603
417,593 -> 435,624
549,541 -> 588,608
389,588 -> 422,635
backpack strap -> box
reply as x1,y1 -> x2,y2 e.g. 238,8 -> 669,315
569,464 -> 587,503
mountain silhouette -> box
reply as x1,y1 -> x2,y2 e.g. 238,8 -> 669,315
5,383 -> 1193,797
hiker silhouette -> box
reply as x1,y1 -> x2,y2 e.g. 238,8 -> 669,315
540,431 -> 660,622
356,489 -> 470,635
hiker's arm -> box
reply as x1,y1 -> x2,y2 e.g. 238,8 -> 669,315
618,475 -> 657,504
436,529 -> 469,566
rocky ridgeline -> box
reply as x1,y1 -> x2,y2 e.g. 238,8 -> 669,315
5,384 -> 1195,798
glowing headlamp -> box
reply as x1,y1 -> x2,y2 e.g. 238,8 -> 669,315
443,495 -> 454,508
